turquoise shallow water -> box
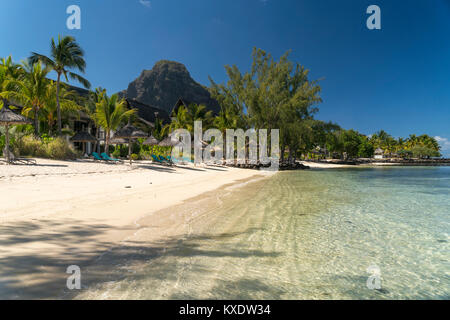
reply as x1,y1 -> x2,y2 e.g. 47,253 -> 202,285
78,166 -> 450,300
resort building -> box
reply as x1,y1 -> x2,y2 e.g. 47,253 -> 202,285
374,148 -> 384,159
2,83 -> 217,156
62,86 -> 172,154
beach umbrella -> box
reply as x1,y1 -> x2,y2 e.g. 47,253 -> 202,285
70,131 -> 97,154
114,124 -> 148,163
143,135 -> 159,146
158,136 -> 182,160
158,136 -> 181,147
109,137 -> 127,145
0,103 -> 32,164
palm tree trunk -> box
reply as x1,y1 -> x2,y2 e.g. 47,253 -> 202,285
128,139 -> 133,165
105,131 -> 109,156
56,73 -> 62,136
96,127 -> 101,153
5,124 -> 10,164
128,139 -> 132,157
281,145 -> 285,163
34,107 -> 39,136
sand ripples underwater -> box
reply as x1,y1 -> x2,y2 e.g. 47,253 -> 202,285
75,167 -> 450,300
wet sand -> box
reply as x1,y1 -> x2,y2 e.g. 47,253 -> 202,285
0,158 -> 266,299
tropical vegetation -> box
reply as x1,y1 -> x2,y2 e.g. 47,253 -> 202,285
0,36 -> 443,161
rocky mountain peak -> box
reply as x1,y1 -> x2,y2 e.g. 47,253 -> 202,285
119,60 -> 219,115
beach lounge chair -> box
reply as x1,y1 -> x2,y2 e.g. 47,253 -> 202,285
151,154 -> 163,164
3,148 -> 36,165
101,153 -> 123,163
151,154 -> 171,166
169,156 -> 193,165
91,152 -> 105,162
159,155 -> 174,165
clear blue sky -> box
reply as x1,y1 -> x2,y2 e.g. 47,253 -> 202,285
1,0 -> 449,155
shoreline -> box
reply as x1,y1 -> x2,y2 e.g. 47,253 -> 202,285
71,172 -> 272,299
72,166 -> 450,299
300,160 -> 450,169
1,159 -> 446,299
0,158 -> 271,299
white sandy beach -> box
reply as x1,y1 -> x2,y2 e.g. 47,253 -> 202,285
0,159 -> 267,299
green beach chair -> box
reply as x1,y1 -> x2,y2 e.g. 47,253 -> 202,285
151,154 -> 171,166
151,154 -> 164,164
168,156 -> 192,165
101,153 -> 123,163
160,155 -> 173,165
92,152 -> 105,162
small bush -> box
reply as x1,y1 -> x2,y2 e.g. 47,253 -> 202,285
139,145 -> 171,159
139,150 -> 152,160
0,134 -> 7,154
112,148 -> 121,159
113,145 -> 129,158
11,135 -> 79,160
15,135 -> 46,157
130,153 -> 139,161
45,138 -> 79,160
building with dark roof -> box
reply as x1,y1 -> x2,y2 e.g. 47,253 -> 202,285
123,98 -> 170,127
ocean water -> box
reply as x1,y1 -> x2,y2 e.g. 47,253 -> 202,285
76,166 -> 450,300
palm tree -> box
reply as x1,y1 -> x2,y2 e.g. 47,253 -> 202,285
152,117 -> 167,141
214,103 -> 244,131
370,130 -> 392,152
29,35 -> 91,135
94,93 -> 135,155
213,105 -> 243,160
0,56 -> 21,107
86,87 -> 106,153
186,103 -> 214,128
385,136 -> 397,158
165,103 -> 215,135
165,104 -> 192,133
418,134 -> 440,151
5,61 -> 50,135
406,134 -> 419,150
41,81 -> 81,135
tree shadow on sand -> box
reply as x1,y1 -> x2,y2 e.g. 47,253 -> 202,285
0,221 -> 282,300
69,228 -> 282,299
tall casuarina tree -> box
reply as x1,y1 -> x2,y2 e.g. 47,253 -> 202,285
29,35 -> 91,135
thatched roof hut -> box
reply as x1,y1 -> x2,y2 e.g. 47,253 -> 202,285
70,132 -> 97,143
70,132 -> 97,155
159,136 -> 181,147
143,135 -> 159,146
114,124 -> 148,163
0,105 -> 31,125
114,124 -> 148,140
0,104 -> 32,163
109,137 -> 127,145
375,148 -> 384,155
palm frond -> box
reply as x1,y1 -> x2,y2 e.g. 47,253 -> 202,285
29,53 -> 55,68
68,72 -> 91,89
